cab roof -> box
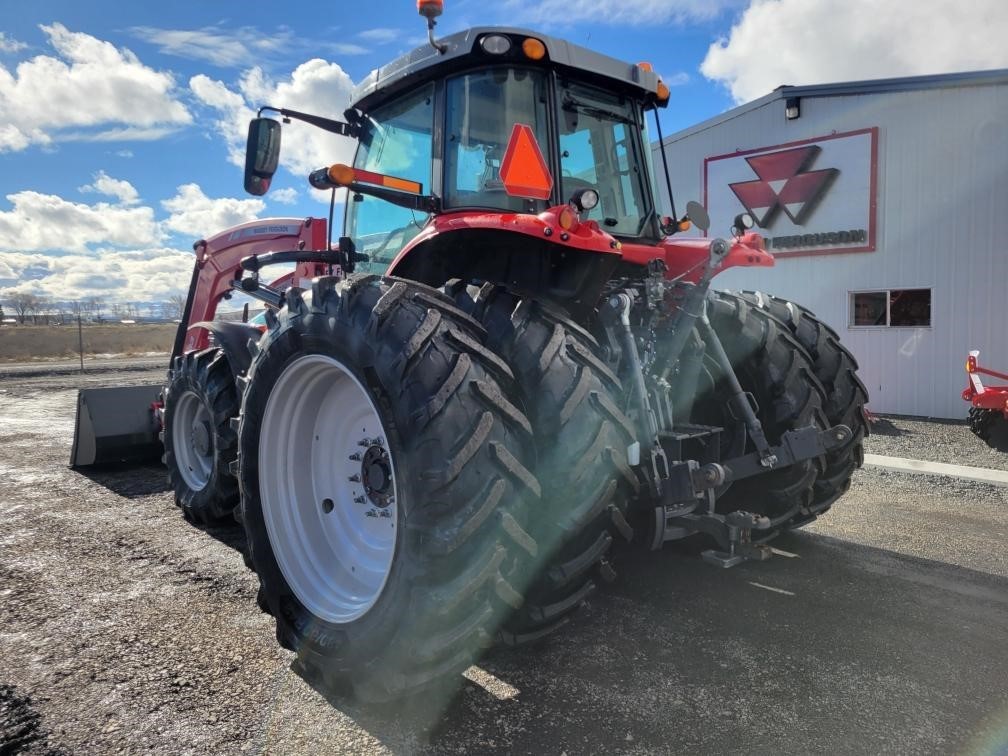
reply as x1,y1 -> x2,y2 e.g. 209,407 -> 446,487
350,26 -> 661,112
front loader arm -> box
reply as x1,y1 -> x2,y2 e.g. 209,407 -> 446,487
176,217 -> 328,356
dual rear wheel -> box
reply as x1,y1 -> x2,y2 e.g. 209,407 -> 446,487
238,276 -> 541,701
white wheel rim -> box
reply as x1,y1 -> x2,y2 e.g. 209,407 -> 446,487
258,354 -> 398,624
173,390 -> 213,490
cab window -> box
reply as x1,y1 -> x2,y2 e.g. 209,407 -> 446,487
345,85 -> 434,274
444,68 -> 550,212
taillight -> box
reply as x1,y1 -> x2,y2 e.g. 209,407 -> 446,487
557,206 -> 578,231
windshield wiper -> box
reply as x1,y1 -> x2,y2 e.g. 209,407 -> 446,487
561,95 -> 634,125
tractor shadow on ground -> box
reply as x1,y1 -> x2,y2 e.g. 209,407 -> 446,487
76,462 -> 171,498
867,416 -> 905,436
290,530 -> 1008,754
188,517 -> 249,555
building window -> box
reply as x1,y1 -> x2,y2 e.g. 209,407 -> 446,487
850,289 -> 931,328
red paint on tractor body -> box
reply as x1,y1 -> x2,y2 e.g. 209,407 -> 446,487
389,207 -> 774,283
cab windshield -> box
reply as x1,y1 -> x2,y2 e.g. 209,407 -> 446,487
558,82 -> 652,237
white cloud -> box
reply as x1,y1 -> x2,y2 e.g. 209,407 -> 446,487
0,247 -> 197,304
701,0 -> 1008,103
330,43 -> 369,56
0,23 -> 191,153
358,28 -> 402,44
663,71 -> 690,87
501,0 -> 743,25
270,187 -> 299,205
161,183 -> 265,237
190,59 -> 357,176
129,25 -> 297,67
0,33 -> 27,54
79,171 -> 141,206
0,190 -> 161,253
62,126 -> 183,143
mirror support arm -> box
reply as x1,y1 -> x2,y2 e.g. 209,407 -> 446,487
258,106 -> 359,138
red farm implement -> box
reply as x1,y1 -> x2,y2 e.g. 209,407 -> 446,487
964,350 -> 1008,444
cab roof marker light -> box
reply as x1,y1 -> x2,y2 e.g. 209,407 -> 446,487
656,79 -> 671,103
522,38 -> 546,60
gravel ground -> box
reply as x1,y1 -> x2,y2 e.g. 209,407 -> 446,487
1,368 -> 1006,754
865,413 -> 1008,471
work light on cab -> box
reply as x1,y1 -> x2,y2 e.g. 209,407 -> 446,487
570,188 -> 599,213
481,34 -> 511,54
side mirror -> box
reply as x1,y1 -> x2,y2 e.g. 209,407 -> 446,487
685,200 -> 710,232
244,118 -> 282,196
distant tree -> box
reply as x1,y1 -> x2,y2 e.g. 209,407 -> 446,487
0,303 -> 5,324
53,301 -> 68,325
167,293 -> 187,320
30,295 -> 50,324
85,295 -> 105,323
10,292 -> 39,324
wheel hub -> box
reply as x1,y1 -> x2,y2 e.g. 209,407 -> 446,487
361,442 -> 393,507
191,420 -> 212,458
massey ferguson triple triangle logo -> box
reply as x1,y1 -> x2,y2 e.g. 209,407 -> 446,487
728,145 -> 839,228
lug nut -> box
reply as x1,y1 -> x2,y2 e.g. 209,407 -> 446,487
348,452 -> 362,461
353,495 -> 366,504
348,473 -> 361,482
358,438 -> 371,447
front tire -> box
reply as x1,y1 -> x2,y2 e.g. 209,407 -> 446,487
238,275 -> 540,701
162,348 -> 240,524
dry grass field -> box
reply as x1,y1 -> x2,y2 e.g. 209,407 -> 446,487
0,324 -> 175,362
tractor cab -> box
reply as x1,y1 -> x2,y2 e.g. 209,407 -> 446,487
244,26 -> 674,288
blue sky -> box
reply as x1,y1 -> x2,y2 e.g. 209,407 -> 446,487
1,0 -> 1005,309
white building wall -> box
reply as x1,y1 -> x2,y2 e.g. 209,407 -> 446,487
654,81 -> 1008,419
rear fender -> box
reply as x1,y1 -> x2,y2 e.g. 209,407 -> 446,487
187,320 -> 264,379
386,208 -> 620,319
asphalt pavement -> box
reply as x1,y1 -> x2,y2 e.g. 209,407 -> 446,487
1,368 -> 1006,754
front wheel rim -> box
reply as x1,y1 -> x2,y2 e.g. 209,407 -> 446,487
258,353 -> 398,624
172,390 -> 214,491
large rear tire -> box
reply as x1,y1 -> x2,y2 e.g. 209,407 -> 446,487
738,291 -> 869,515
448,282 -> 639,645
238,275 -> 539,701
162,348 -> 240,524
703,291 -> 831,527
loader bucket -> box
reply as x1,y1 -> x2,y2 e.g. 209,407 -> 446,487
70,385 -> 164,467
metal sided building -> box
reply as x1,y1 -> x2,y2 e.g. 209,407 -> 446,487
653,69 -> 1008,419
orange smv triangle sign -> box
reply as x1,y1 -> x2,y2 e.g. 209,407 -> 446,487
499,123 -> 554,201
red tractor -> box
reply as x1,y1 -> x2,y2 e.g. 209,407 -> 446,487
75,7 -> 868,702
963,350 -> 1008,444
